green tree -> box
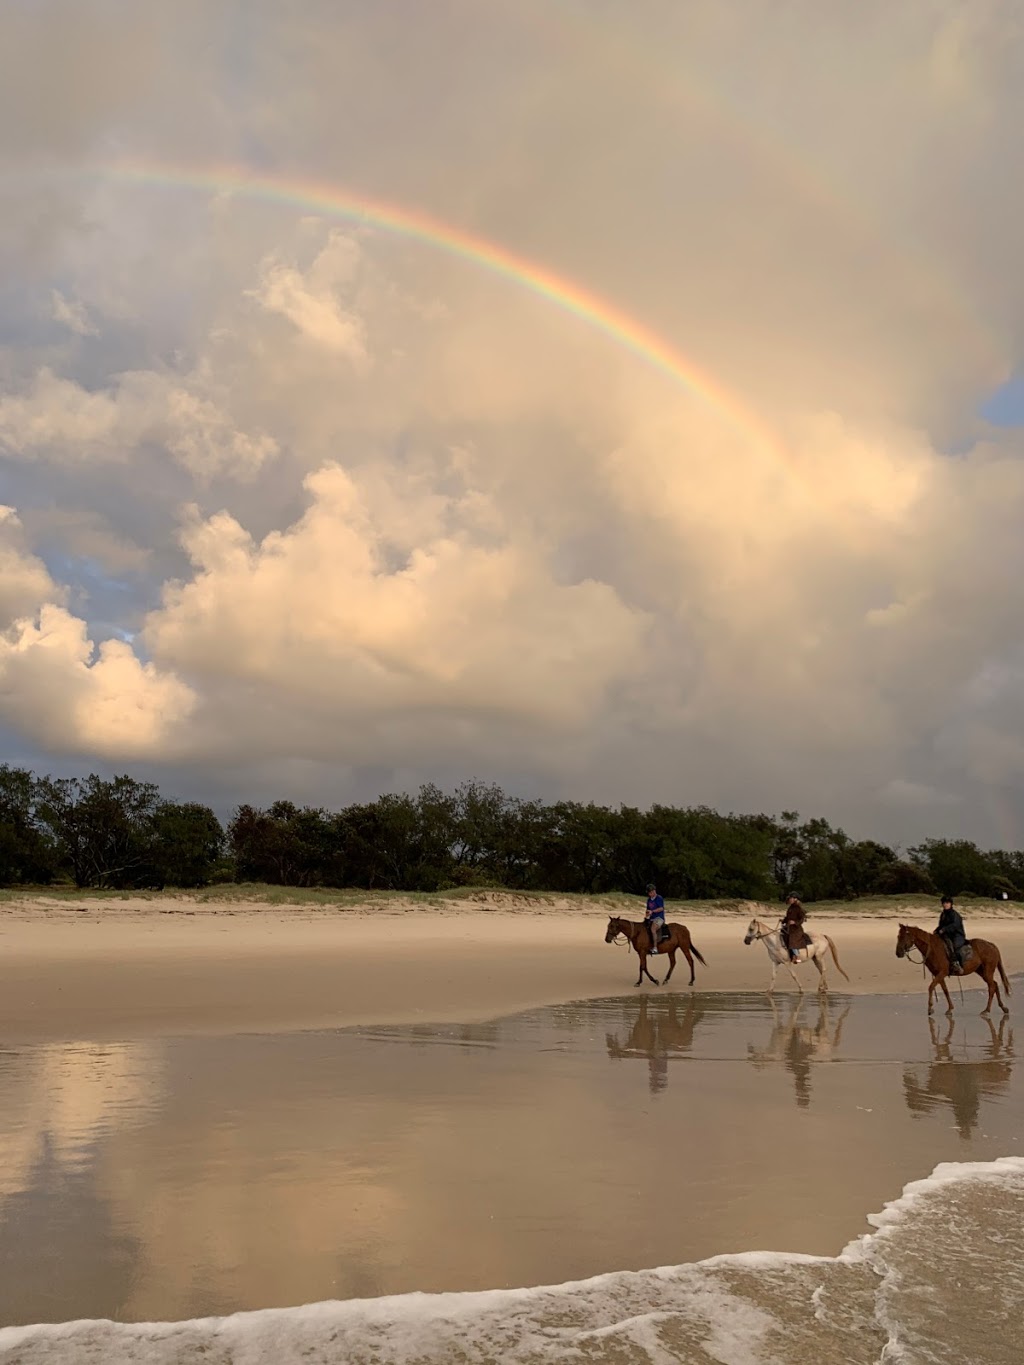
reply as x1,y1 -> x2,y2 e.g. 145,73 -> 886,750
0,765 -> 57,885
35,774 -> 162,888
908,839 -> 1000,898
150,802 -> 224,887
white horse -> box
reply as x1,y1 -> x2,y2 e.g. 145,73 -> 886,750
743,917 -> 850,994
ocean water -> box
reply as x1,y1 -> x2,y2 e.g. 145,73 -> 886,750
0,991 -> 1021,1362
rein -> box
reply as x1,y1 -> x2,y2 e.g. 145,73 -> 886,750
901,932 -> 966,997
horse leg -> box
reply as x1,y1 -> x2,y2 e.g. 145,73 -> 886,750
664,948 -> 677,985
637,949 -> 659,986
938,974 -> 954,1015
982,966 -> 1005,1016
927,976 -> 937,1014
768,960 -> 778,994
813,954 -> 827,995
789,960 -> 804,993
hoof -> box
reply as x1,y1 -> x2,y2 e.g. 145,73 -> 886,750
981,1009 -> 991,1017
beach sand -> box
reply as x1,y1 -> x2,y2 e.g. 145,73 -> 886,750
0,898 -> 1022,1358
1,898 -> 1021,1042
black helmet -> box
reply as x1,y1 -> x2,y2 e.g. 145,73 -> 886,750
646,883 -> 656,892
941,894 -> 954,905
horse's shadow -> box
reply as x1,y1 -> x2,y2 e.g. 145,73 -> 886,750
746,995 -> 851,1109
902,1014 -> 1015,1140
605,994 -> 709,1094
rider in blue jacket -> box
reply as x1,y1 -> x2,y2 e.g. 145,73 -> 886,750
645,884 -> 666,954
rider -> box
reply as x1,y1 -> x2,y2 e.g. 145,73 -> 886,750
937,895 -> 968,974
781,894 -> 808,963
645,883 -> 666,954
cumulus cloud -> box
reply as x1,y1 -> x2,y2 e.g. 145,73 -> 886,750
0,367 -> 278,478
0,604 -> 196,759
0,507 -> 194,759
1,0 -> 1024,840
144,463 -> 648,738
0,507 -> 60,627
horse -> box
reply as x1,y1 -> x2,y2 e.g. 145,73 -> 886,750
742,917 -> 849,994
604,916 -> 706,988
895,923 -> 1011,1016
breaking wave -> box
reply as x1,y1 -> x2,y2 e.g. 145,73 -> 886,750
1,1157 -> 1022,1364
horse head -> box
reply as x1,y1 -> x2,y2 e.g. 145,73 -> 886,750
743,917 -> 761,945
605,917 -> 625,944
895,923 -> 914,958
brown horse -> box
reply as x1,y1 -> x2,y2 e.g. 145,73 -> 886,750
605,916 -> 707,987
895,923 -> 1012,1016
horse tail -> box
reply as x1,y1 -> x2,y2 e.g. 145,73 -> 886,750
826,936 -> 851,982
998,954 -> 1012,995
690,943 -> 707,968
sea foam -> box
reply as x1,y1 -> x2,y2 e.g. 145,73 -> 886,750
1,1157 -> 1022,1365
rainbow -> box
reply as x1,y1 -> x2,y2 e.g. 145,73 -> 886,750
78,160 -> 789,473
520,3 -> 999,376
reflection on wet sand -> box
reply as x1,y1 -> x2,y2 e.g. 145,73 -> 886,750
747,997 -> 851,1108
0,995 -> 1021,1328
903,1015 -> 1015,1139
603,993 -> 851,1107
605,995 -> 708,1092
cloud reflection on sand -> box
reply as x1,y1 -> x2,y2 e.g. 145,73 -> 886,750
0,993 -> 1019,1327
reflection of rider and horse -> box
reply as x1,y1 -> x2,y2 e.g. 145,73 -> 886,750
604,993 -> 709,1093
603,991 -> 850,1105
605,889 -> 1012,1017
903,1013 -> 1014,1139
747,995 -> 850,1108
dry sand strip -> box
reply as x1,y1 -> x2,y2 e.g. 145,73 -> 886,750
1,906 -> 1022,1042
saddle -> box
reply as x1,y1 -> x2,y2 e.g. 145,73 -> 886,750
943,938 -> 969,974
649,922 -> 670,949
782,923 -> 810,952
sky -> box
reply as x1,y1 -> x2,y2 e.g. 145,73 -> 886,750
1,0 -> 1023,848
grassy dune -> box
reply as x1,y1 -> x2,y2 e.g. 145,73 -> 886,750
1,884 -> 1022,918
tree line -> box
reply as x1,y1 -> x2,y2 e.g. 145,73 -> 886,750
1,764 -> 1021,901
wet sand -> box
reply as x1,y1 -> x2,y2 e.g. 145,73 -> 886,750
0,992 -> 1019,1330
1,907 -> 1021,1043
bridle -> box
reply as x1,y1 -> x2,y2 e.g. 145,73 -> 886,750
897,928 -> 928,968
606,919 -> 631,950
744,918 -> 781,944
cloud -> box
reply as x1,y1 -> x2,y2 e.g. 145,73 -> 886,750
0,604 -> 196,759
0,507 -> 60,627
0,367 -> 278,479
51,290 -> 98,337
142,463 -> 648,751
0,506 -> 194,759
1,1 -> 1024,840
249,233 -> 369,364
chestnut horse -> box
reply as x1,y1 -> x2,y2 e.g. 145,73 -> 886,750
895,923 -> 1011,1016
605,916 -> 707,987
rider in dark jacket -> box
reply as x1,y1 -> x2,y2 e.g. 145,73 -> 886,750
937,896 -> 968,974
781,894 -> 808,962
